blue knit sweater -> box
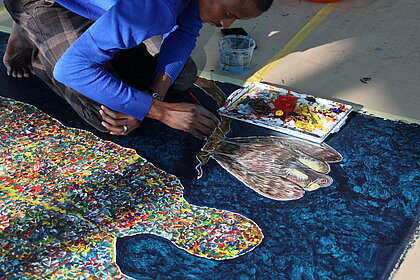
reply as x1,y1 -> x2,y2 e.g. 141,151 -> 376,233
53,0 -> 201,120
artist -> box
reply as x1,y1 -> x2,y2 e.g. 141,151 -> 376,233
2,0 -> 273,139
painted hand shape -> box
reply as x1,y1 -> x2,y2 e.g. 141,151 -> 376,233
205,136 -> 342,201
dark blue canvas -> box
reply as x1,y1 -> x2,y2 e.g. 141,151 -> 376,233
1,32 -> 419,280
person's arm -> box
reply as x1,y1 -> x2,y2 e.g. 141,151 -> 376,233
147,99 -> 220,140
54,0 -> 219,138
53,0 -> 175,121
154,0 -> 202,93
143,71 -> 221,140
150,72 -> 173,99
146,1 -> 221,139
99,71 -> 220,139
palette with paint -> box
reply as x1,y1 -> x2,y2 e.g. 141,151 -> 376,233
218,82 -> 353,143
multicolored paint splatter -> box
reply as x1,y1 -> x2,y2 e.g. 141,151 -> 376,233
218,83 -> 353,143
0,96 -> 263,279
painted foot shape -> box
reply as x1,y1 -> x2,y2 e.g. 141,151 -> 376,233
0,97 -> 263,278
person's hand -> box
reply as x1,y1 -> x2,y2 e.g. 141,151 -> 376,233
162,103 -> 220,140
148,101 -> 220,140
99,105 -> 141,135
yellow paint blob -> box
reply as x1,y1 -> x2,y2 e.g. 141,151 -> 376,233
304,182 -> 321,191
275,110 -> 284,116
285,168 -> 308,181
298,157 -> 322,172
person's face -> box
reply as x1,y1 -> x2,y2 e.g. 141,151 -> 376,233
198,0 -> 263,28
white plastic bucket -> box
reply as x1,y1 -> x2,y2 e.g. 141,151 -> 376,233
218,35 -> 256,74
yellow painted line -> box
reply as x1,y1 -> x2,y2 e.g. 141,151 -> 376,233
0,25 -> 11,33
0,6 -> 12,33
246,2 -> 338,85
198,70 -> 246,87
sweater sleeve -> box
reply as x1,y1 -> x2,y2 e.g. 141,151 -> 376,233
53,0 -> 175,121
155,0 -> 202,83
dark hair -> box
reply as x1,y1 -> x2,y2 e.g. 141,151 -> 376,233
254,0 -> 274,12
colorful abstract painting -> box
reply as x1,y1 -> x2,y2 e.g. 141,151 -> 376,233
0,96 -> 264,278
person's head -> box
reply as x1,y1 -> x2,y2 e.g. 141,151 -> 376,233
198,0 -> 274,28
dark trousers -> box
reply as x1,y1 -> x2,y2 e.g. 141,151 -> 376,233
4,0 -> 197,132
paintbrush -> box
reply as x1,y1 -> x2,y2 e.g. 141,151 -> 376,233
238,24 -> 257,49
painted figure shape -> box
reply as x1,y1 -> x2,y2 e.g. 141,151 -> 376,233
0,96 -> 263,279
